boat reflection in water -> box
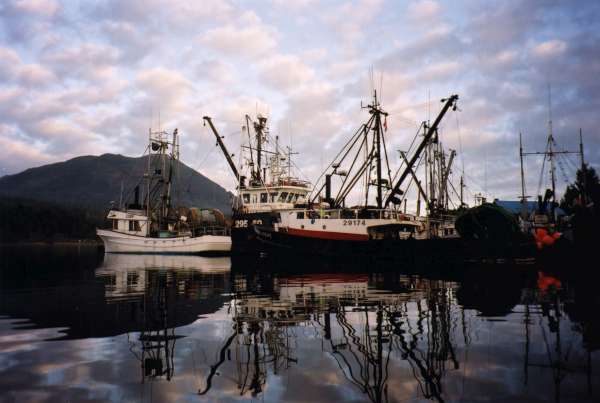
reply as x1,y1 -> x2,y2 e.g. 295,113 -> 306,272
1,247 -> 598,402
95,253 -> 231,382
199,270 -> 460,402
194,262 -> 598,403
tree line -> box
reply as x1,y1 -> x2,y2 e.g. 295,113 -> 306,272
0,197 -> 105,243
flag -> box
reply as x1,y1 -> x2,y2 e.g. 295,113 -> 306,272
383,116 -> 388,131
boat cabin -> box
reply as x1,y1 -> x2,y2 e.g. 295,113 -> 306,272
107,210 -> 149,236
239,184 -> 310,212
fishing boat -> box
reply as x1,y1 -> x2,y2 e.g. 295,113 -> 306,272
203,115 -> 311,252
517,88 -> 586,249
96,127 -> 231,254
254,93 -> 462,256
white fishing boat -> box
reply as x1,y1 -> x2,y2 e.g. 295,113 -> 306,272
96,127 -> 231,254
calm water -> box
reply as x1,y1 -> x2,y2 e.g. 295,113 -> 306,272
0,246 -> 598,403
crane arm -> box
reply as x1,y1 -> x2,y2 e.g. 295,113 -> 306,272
384,95 -> 459,207
203,116 -> 240,181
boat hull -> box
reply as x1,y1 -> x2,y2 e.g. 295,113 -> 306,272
97,229 -> 231,254
231,211 -> 280,253
253,225 -> 441,257
254,225 -> 533,260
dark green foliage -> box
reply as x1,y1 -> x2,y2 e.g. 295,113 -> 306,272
0,153 -> 232,214
560,163 -> 600,214
559,164 -> 600,244
455,203 -> 522,242
0,197 -> 105,242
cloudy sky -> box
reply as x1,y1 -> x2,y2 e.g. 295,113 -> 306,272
1,0 -> 599,206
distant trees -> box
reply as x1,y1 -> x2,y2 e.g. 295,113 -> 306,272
559,164 -> 600,244
0,197 -> 104,243
560,163 -> 600,214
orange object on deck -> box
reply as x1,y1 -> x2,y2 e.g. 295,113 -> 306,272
542,235 -> 555,246
537,271 -> 562,292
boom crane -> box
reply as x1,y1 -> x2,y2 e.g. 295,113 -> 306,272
203,116 -> 241,184
384,95 -> 459,208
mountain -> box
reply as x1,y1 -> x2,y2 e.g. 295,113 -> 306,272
0,154 -> 232,214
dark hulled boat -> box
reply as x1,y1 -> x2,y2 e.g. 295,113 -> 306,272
252,93 -> 463,258
203,115 -> 311,253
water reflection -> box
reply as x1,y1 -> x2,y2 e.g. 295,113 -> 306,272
95,254 -> 231,383
198,271 -> 462,402
0,247 -> 598,402
0,252 -> 231,339
193,264 -> 598,403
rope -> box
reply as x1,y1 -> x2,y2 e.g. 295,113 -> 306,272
536,154 -> 548,197
555,154 -> 571,184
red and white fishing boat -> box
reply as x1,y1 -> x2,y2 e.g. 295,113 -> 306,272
254,93 -> 461,256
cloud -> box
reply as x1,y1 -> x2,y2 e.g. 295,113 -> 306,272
11,0 -> 59,16
42,43 -> 121,82
322,0 -> 384,45
258,54 -> 315,91
0,0 -> 60,43
532,39 -> 568,58
198,12 -> 277,60
0,0 -> 599,205
0,125 -> 55,173
407,0 -> 441,22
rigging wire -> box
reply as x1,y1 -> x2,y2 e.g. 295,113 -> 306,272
536,154 -> 548,197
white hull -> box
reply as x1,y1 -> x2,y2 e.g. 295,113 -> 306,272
97,229 -> 231,254
96,253 -> 231,273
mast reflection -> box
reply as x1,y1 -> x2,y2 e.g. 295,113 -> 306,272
199,271 -> 462,402
96,254 -> 232,382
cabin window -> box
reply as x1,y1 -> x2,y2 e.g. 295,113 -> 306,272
129,220 -> 141,231
251,194 -> 258,204
270,192 -> 278,202
278,192 -> 288,202
286,193 -> 295,203
297,212 -> 304,219
127,272 -> 139,287
112,219 -> 118,230
260,193 -> 268,203
243,193 -> 250,203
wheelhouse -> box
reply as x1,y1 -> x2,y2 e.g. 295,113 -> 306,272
107,210 -> 149,236
238,184 -> 310,212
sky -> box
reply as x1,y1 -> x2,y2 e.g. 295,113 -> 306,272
1,0 -> 599,208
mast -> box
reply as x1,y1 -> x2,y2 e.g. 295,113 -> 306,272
254,116 -> 267,182
521,88 -> 581,221
548,86 -> 557,218
374,91 -> 383,208
519,132 -> 527,218
579,129 -> 586,205
459,175 -> 464,207
245,115 -> 255,181
385,95 -> 459,208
